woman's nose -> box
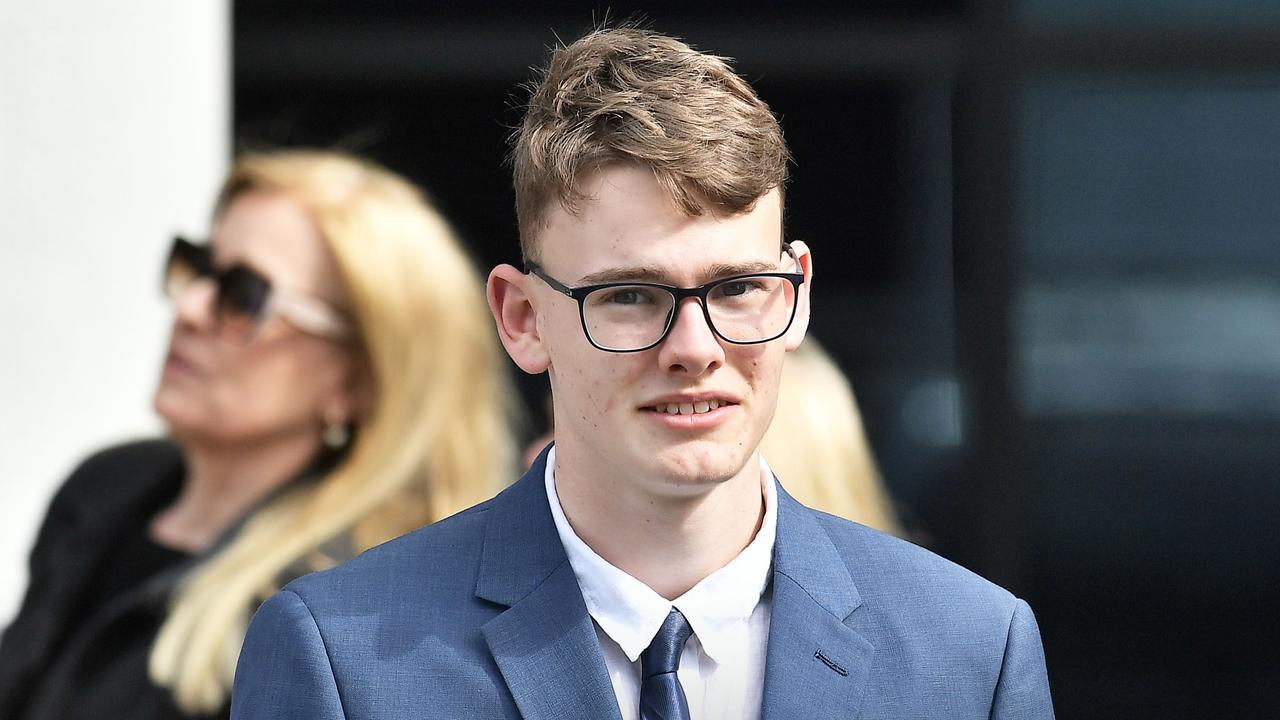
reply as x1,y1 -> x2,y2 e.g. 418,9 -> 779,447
172,278 -> 218,331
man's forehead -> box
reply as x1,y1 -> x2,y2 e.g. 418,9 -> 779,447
539,165 -> 778,227
535,174 -> 783,281
538,229 -> 785,285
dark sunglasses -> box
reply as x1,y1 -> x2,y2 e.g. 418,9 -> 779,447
163,236 -> 352,340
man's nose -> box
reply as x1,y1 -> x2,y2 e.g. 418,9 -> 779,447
656,298 -> 725,376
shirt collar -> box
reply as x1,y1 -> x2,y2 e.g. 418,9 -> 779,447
544,445 -> 777,664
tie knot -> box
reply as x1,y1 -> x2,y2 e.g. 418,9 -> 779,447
641,608 -> 694,679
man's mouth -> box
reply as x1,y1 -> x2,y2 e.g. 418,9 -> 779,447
647,399 -> 736,416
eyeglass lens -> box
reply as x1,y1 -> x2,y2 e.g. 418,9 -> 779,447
581,276 -> 797,351
163,238 -> 273,335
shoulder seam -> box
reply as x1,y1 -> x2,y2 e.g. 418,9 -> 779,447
986,596 -> 1023,719
282,589 -> 351,720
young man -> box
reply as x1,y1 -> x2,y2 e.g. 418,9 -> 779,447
232,28 -> 1054,719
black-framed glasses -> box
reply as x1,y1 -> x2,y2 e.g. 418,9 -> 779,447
163,236 -> 352,340
525,245 -> 805,353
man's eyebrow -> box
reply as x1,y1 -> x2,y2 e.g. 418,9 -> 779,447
704,260 -> 780,278
577,260 -> 782,286
578,266 -> 670,285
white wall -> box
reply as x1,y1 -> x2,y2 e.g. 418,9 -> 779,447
0,1 -> 228,623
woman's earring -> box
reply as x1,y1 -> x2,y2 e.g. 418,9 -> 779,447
322,414 -> 351,449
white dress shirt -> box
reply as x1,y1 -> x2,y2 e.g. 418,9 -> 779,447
544,447 -> 777,720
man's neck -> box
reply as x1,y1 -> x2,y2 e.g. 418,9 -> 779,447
551,446 -> 766,600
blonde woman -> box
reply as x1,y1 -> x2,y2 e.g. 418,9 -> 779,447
0,150 -> 515,720
761,339 -> 903,535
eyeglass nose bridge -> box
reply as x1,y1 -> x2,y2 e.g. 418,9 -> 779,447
654,286 -> 726,347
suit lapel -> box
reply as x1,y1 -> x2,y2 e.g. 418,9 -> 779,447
761,484 -> 876,719
482,562 -> 622,720
476,449 -> 622,720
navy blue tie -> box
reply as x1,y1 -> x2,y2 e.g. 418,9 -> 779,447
639,608 -> 695,720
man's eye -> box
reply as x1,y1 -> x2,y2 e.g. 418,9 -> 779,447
717,279 -> 764,297
601,287 -> 652,305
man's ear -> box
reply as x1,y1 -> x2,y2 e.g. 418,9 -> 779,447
487,264 -> 551,374
783,241 -> 813,351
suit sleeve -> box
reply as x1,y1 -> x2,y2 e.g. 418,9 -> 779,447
231,590 -> 347,720
989,598 -> 1055,720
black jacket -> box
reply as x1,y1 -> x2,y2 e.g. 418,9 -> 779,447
0,440 -> 216,720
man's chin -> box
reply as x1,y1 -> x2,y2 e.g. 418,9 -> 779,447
640,446 -> 754,493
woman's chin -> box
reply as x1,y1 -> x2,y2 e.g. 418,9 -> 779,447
152,389 -> 185,427
153,395 -> 211,444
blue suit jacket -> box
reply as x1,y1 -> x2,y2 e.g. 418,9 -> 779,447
232,450 -> 1054,719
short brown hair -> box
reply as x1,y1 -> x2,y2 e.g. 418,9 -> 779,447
511,27 -> 791,260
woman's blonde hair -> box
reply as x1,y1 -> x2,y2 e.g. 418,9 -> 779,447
149,150 -> 516,712
762,340 -> 902,535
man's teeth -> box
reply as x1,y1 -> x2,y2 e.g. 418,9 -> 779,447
656,400 -> 723,415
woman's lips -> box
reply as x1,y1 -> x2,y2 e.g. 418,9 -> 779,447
163,348 -> 199,377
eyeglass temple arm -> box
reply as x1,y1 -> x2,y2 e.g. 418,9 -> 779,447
270,294 -> 353,340
782,242 -> 801,269
524,263 -> 576,298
